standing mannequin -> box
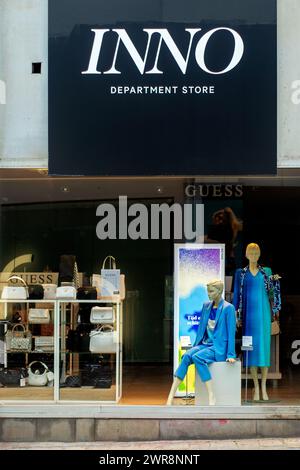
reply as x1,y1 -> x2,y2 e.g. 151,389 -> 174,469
167,280 -> 236,406
233,243 -> 281,401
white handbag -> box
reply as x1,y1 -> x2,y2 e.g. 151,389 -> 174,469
28,308 -> 50,324
89,325 -> 118,354
28,361 -> 53,387
1,275 -> 28,300
42,284 -> 57,300
34,336 -> 54,351
92,256 -> 126,300
10,323 -> 32,352
90,306 -> 115,324
56,285 -> 77,299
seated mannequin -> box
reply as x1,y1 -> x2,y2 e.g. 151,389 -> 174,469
167,280 -> 236,406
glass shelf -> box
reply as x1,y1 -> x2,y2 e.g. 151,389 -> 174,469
7,350 -> 54,354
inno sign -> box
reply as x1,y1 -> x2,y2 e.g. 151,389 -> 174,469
49,0 -> 276,176
82,27 -> 244,75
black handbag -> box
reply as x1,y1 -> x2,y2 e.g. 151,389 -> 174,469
65,375 -> 82,387
66,325 -> 91,352
94,377 -> 112,389
28,284 -> 44,299
77,287 -> 97,300
81,363 -> 112,386
66,329 -> 81,352
59,255 -> 76,283
0,368 -> 27,386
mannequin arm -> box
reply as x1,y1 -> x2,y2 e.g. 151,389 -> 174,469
232,269 -> 241,316
226,305 -> 237,359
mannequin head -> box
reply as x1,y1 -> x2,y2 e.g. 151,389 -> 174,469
246,243 -> 261,264
207,280 -> 224,304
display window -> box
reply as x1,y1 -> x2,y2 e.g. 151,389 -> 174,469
0,177 -> 300,408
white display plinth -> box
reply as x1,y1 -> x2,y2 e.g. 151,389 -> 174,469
195,361 -> 241,406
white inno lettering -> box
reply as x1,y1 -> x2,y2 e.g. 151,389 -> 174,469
82,27 -> 244,75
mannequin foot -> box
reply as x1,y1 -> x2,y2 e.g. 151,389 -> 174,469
253,388 -> 260,401
208,393 -> 216,406
262,388 -> 269,401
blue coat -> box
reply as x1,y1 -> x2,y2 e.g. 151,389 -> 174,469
193,299 -> 236,360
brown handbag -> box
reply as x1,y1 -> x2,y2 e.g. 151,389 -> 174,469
271,319 -> 280,335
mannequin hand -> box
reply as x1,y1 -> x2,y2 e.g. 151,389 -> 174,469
226,358 -> 236,363
271,274 -> 281,281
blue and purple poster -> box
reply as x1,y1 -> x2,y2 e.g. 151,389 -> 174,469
174,244 -> 225,395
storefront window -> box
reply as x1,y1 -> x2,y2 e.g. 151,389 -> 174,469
0,179 -> 300,407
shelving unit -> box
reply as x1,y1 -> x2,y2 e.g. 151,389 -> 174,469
0,298 -> 123,403
57,299 -> 123,403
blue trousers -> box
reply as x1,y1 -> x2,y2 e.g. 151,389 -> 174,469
175,345 -> 216,383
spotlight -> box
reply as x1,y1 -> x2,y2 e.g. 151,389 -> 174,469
61,186 -> 70,193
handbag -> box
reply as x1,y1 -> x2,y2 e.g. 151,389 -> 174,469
94,377 -> 112,389
90,306 -> 115,324
64,375 -> 82,387
28,284 -> 44,300
0,368 -> 27,386
42,284 -> 57,299
66,325 -> 91,352
1,275 -> 28,300
92,256 -> 126,300
77,286 -> 97,300
59,255 -> 76,283
271,319 -> 280,335
34,336 -> 54,351
27,361 -> 52,387
89,325 -> 118,354
56,285 -> 77,299
81,363 -> 112,386
28,308 -> 50,324
10,323 -> 32,352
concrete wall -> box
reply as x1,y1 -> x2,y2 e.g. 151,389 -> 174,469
0,0 -> 48,168
1,418 -> 300,441
278,0 -> 300,167
0,0 -> 300,169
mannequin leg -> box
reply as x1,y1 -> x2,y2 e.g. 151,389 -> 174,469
261,367 -> 269,401
205,379 -> 216,405
250,366 -> 260,401
167,346 -> 202,405
192,347 -> 216,405
166,377 -> 182,406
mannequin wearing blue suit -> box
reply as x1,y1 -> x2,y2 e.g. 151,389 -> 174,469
167,280 -> 236,405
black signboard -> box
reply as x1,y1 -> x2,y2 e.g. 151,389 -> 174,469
49,0 -> 277,176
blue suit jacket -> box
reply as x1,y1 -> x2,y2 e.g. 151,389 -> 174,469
193,299 -> 236,361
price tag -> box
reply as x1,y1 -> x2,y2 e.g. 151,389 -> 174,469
242,336 -> 253,348
20,378 -> 26,387
180,336 -> 192,348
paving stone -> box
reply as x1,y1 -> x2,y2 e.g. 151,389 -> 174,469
1,437 -> 300,450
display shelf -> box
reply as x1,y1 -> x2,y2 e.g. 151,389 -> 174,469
57,299 -> 122,403
6,351 -> 54,354
0,298 -> 123,403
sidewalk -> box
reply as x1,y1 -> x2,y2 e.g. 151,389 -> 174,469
0,438 -> 300,450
